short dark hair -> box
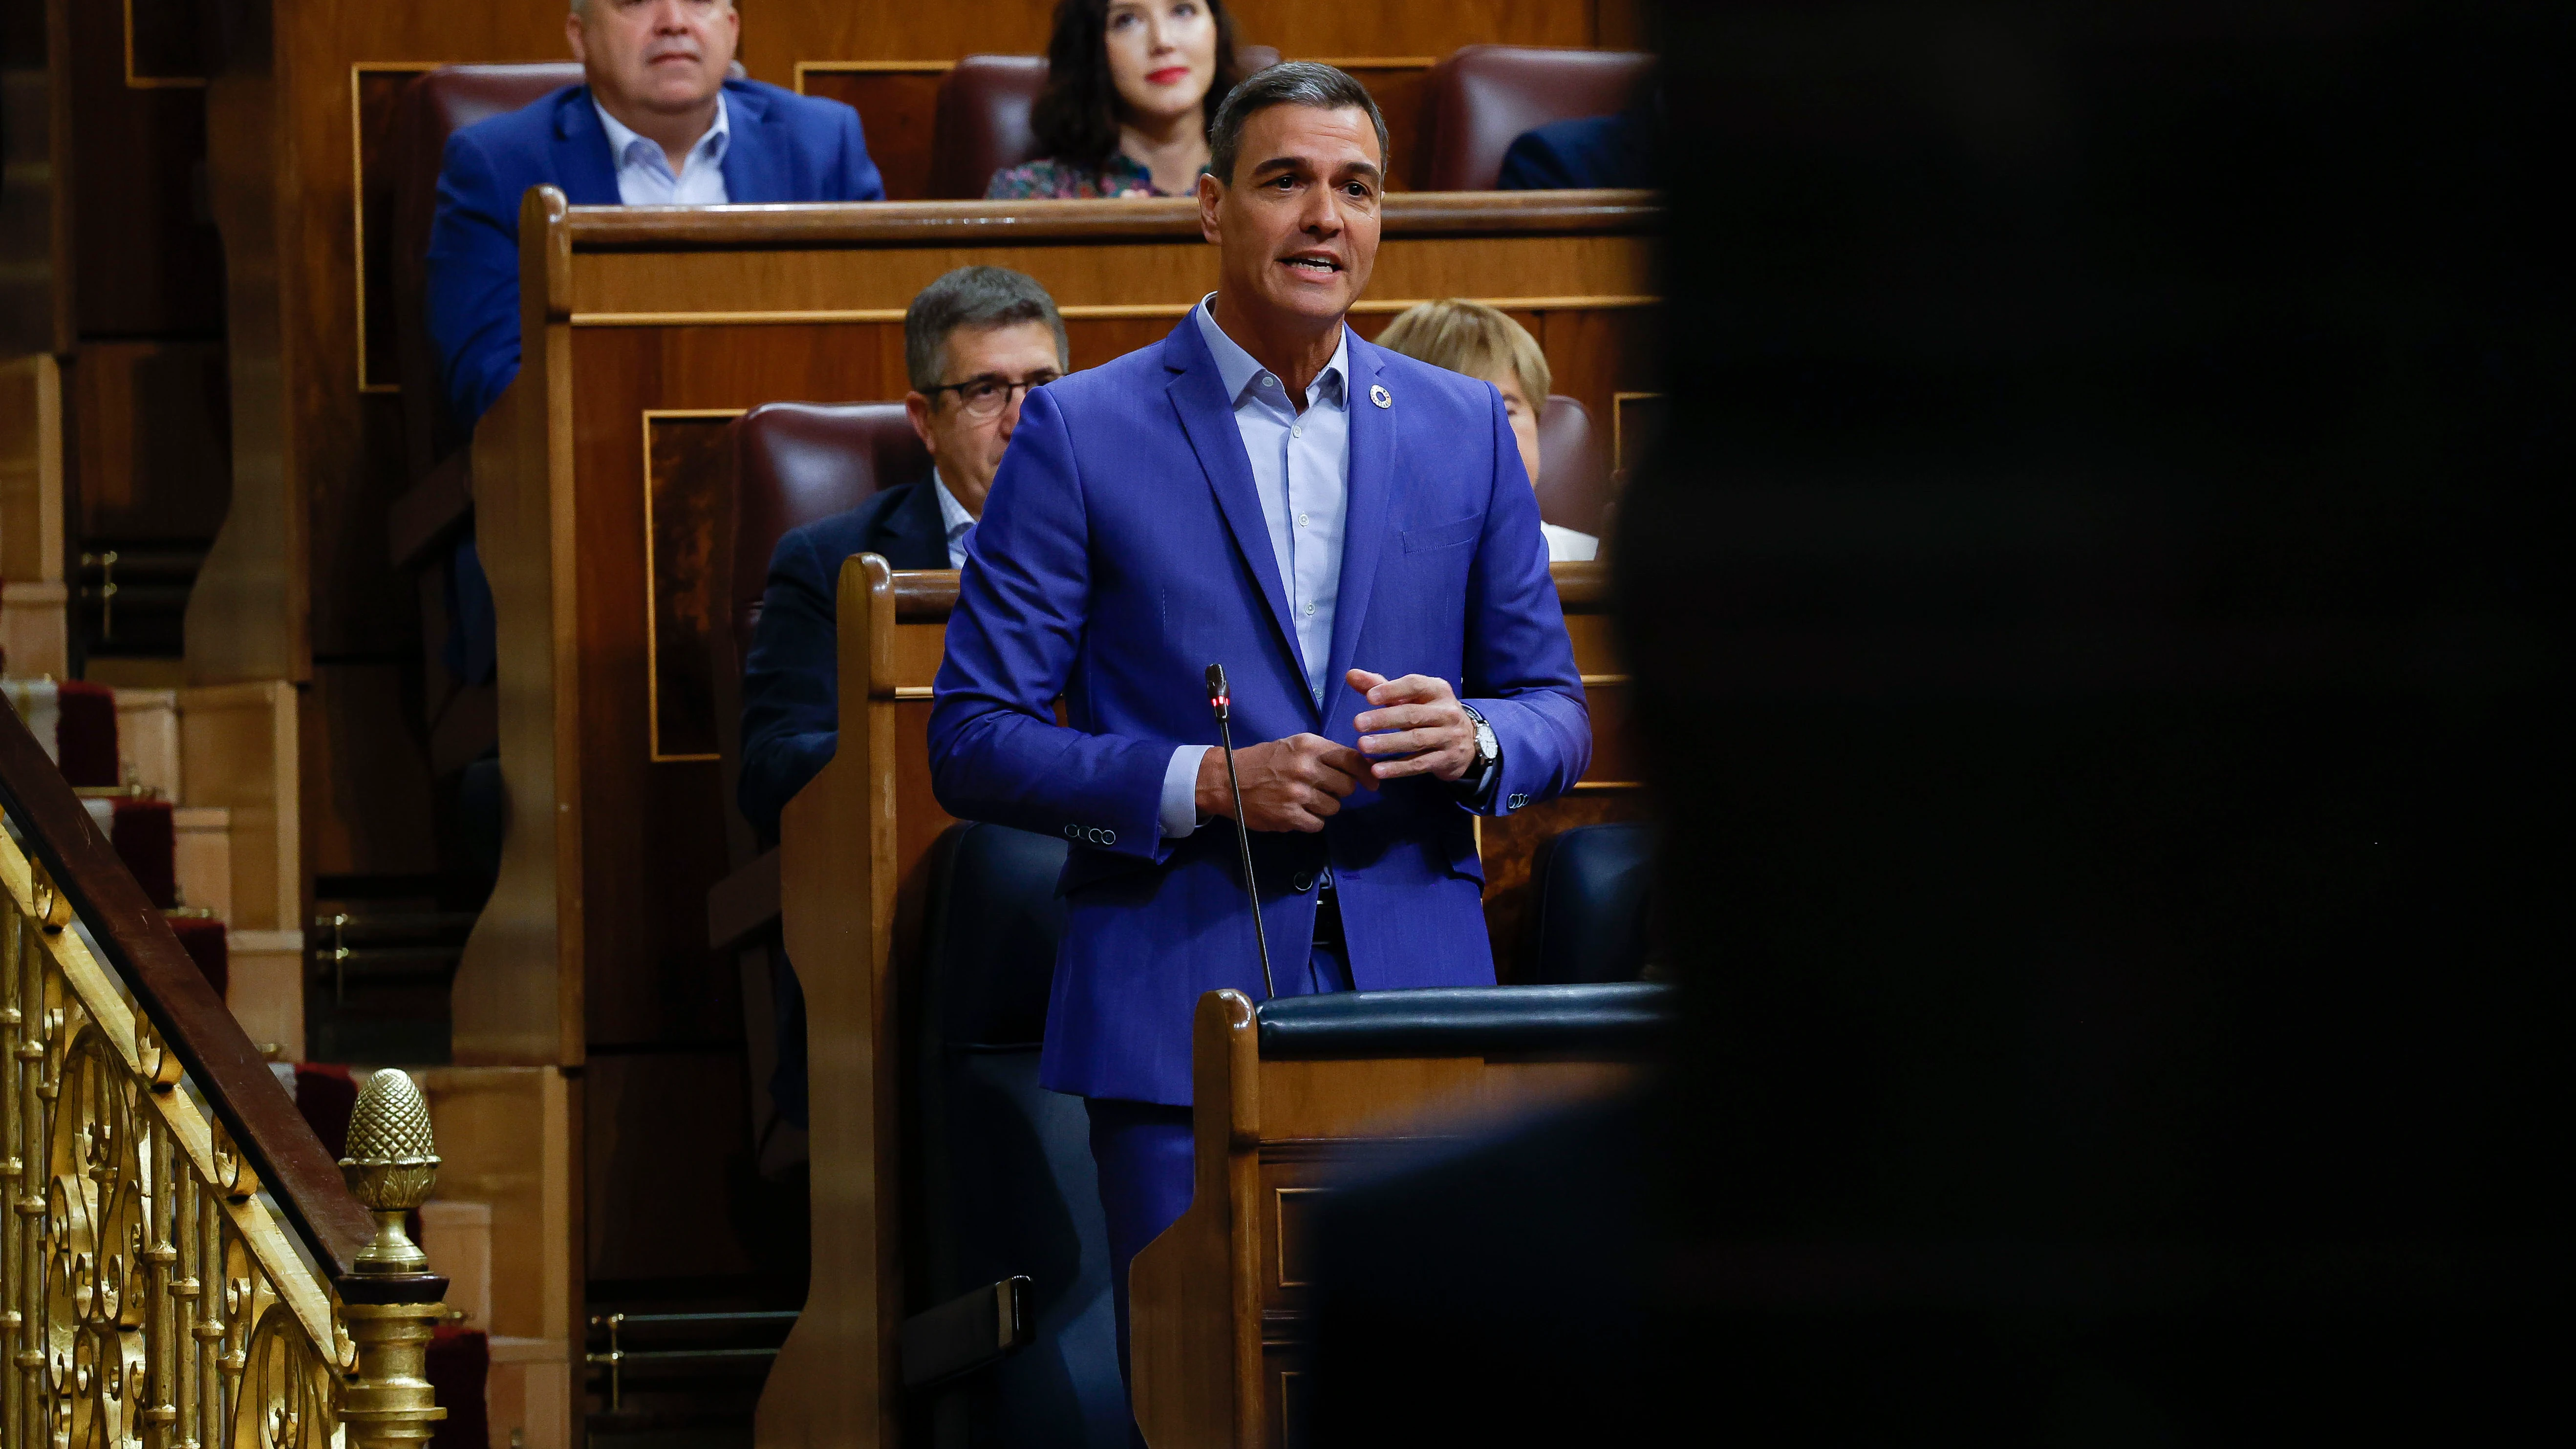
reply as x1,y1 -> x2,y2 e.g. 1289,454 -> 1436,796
1208,62 -> 1389,187
1029,0 -> 1249,175
904,267 -> 1070,395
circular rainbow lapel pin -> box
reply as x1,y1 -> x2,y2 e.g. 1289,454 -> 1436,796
1370,384 -> 1392,409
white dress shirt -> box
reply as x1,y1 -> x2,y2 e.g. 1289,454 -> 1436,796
931,470 -> 978,569
1541,521 -> 1600,561
593,94 -> 731,206
1157,297 -> 1356,838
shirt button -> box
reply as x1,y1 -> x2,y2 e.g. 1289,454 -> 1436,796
1297,513 -> 1309,526
1260,374 -> 1275,387
1291,426 -> 1302,439
1305,603 -> 1316,616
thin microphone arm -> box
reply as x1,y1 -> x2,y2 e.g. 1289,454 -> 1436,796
1206,663 -> 1277,1001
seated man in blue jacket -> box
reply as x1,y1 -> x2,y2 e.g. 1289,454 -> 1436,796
734,265 -> 1068,1132
425,0 -> 886,688
429,0 -> 885,428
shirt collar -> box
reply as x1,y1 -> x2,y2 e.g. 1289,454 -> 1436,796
930,470 -> 976,538
1193,295 -> 1349,410
592,90 -> 731,176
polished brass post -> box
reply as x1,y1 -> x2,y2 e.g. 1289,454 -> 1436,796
336,1068 -> 449,1447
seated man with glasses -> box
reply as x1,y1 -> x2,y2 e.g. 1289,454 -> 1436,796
740,265 -> 1068,843
735,265 -> 1067,1141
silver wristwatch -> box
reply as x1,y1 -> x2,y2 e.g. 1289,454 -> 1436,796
1460,703 -> 1499,775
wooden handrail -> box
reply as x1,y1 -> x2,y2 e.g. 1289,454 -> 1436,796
561,190 -> 1662,250
0,697 -> 378,1279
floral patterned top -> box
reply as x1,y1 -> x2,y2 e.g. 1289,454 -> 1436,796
984,152 -> 1207,200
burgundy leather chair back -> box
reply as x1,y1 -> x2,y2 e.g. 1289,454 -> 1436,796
928,56 -> 1047,200
1536,394 -> 1614,538
927,47 -> 1283,199
389,64 -> 585,478
724,402 -> 935,665
1417,46 -> 1655,192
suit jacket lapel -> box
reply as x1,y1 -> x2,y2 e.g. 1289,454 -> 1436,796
553,89 -> 623,205
1324,332 -> 1394,733
1162,322 -> 1314,718
717,83 -> 783,203
884,477 -> 947,570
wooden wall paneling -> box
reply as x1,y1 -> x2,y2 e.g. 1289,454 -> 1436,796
730,3 -> 1052,79
570,324 -> 895,1048
583,1050 -> 758,1282
69,341 -> 232,542
66,0 -> 220,339
1228,0 -> 1598,56
300,660 -> 437,879
0,353 -> 67,679
353,62 -> 436,393
645,410 -> 744,761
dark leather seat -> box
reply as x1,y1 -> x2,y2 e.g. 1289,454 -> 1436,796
1524,823 -> 1655,985
1417,46 -> 1656,192
913,822 -> 1126,1446
389,64 -> 586,479
1535,393 -> 1615,538
1255,980 -> 1674,1056
718,402 -> 934,674
927,47 -> 1282,199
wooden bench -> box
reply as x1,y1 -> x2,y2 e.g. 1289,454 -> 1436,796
1130,981 -> 1674,1448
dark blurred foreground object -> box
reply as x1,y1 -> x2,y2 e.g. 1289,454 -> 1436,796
1311,2 -> 2573,1442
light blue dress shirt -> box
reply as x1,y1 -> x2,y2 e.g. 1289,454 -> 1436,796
930,469 -> 978,569
1157,297 -> 1356,838
592,94 -> 731,206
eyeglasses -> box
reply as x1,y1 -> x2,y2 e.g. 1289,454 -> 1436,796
926,372 -> 1061,420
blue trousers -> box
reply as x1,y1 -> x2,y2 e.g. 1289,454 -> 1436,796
1086,940 -> 1351,1437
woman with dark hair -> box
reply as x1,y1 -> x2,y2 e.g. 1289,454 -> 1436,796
986,0 -> 1246,199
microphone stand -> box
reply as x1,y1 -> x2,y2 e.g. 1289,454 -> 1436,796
1205,663 -> 1277,1001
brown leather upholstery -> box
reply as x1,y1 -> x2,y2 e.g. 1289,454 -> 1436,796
1417,46 -> 1654,192
389,64 -> 586,479
927,47 -> 1283,200
724,402 -> 934,665
1536,394 -> 1614,538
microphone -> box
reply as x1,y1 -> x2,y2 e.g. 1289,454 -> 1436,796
1205,663 -> 1277,1001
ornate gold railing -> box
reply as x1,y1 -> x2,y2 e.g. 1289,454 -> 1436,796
0,701 -> 446,1445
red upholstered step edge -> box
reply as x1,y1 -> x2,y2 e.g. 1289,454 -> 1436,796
54,680 -> 118,787
166,915 -> 228,998
427,1325 -> 492,1449
111,796 -> 177,908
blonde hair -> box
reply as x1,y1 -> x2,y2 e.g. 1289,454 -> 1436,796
1373,299 -> 1551,407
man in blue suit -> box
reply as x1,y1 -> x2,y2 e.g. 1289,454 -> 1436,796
422,0 -> 884,699
927,64 -> 1590,1421
427,0 -> 885,430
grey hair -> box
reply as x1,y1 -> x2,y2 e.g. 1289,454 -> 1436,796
904,267 -> 1071,395
1207,62 -> 1389,187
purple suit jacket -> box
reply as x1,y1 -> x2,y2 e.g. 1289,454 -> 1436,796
928,318 -> 1590,1104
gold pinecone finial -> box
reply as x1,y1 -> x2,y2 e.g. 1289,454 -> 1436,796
340,1069 -> 440,1275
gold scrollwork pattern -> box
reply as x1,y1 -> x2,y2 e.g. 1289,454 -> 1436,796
0,812 -> 419,1447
